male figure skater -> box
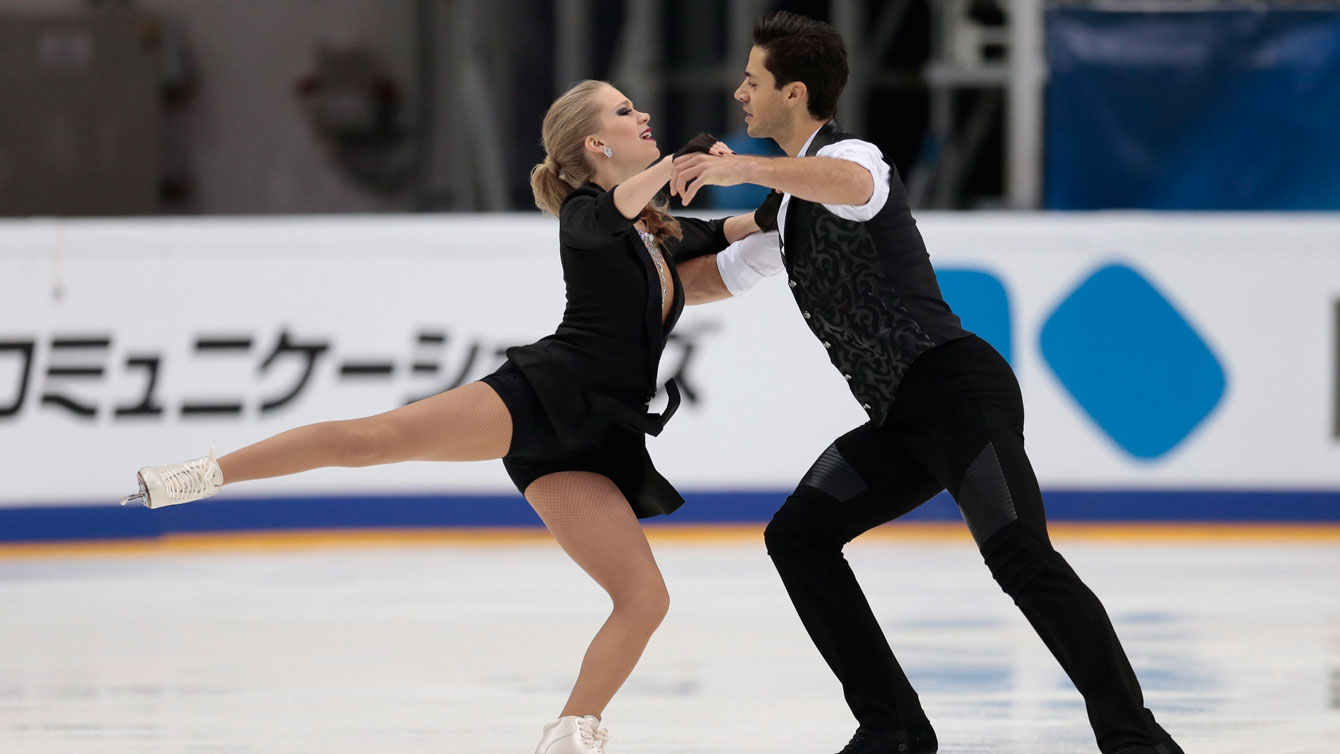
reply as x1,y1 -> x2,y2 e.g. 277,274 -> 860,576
670,11 -> 1183,754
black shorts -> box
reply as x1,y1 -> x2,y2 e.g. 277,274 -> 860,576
479,361 -> 683,518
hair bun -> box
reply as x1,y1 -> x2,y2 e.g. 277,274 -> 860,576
542,155 -> 567,183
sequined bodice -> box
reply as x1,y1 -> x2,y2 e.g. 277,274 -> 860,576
637,228 -> 673,323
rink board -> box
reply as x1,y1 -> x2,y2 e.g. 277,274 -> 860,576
1,213 -> 1337,540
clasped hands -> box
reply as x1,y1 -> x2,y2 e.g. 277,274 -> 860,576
670,133 -> 781,232
670,133 -> 746,206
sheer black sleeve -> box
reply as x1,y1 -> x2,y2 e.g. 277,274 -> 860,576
667,216 -> 729,262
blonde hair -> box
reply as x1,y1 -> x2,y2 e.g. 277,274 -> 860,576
530,80 -> 682,246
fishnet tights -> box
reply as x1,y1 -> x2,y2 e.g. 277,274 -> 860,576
525,471 -> 670,720
217,381 -> 513,484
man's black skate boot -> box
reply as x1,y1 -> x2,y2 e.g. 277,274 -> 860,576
834,723 -> 937,754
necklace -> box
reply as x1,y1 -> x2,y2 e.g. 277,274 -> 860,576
637,229 -> 668,307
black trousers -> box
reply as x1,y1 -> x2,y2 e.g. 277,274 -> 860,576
764,336 -> 1173,753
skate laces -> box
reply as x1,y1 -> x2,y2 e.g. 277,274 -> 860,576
577,717 -> 608,752
161,447 -> 220,500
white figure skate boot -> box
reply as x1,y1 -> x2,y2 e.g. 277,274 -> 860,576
120,447 -> 224,509
534,715 -> 609,754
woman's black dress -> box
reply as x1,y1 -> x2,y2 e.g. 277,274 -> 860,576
480,184 -> 729,517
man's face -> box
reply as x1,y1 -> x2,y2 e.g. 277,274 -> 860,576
734,46 -> 793,140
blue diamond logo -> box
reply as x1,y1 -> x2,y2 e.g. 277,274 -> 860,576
939,269 -> 1012,365
1040,264 -> 1226,460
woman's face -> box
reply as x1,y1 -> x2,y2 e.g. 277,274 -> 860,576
588,85 -> 660,172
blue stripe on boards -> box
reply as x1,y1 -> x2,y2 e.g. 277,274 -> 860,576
1,489 -> 1338,543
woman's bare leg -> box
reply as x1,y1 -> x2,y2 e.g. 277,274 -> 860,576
217,381 -> 512,485
525,471 -> 670,720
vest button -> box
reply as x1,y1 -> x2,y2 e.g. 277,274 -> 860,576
789,280 -> 797,288
844,374 -> 853,381
863,403 -> 872,410
803,311 -> 811,319
823,341 -> 831,349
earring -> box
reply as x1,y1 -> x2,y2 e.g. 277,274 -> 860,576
602,146 -> 613,158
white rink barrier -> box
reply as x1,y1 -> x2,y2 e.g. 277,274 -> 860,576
1,213 -> 1338,533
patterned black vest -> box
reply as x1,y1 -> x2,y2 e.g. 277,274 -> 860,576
782,121 -> 969,423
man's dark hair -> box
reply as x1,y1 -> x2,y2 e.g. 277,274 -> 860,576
752,11 -> 848,120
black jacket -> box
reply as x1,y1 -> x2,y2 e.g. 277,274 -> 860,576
506,183 -> 730,451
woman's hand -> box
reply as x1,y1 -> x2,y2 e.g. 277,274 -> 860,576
709,141 -> 735,157
675,133 -> 736,159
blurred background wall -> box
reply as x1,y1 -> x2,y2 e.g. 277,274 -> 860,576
3,1 -> 1337,216
0,0 -> 425,214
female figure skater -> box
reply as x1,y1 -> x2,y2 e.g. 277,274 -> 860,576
122,80 -> 757,754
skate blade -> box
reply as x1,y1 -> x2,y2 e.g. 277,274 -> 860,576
120,479 -> 149,507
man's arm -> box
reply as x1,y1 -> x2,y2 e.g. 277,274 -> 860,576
678,254 -> 733,305
722,213 -> 760,243
680,230 -> 784,307
671,153 -> 873,207
676,193 -> 775,304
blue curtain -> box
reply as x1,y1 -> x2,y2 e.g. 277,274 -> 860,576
1046,9 -> 1340,210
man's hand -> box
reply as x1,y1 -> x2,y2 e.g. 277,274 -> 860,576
671,153 -> 754,206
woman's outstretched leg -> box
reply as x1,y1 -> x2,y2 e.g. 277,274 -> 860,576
525,471 -> 669,724
219,381 -> 512,483
127,381 -> 512,508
